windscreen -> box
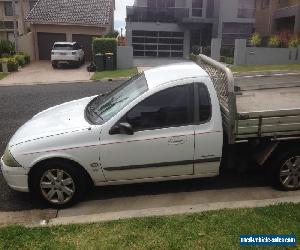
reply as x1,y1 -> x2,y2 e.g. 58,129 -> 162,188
86,74 -> 148,125
53,44 -> 74,50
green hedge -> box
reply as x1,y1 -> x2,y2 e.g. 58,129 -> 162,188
220,56 -> 234,65
0,40 -> 14,55
189,53 -> 198,62
92,38 -> 117,57
18,52 -> 30,64
0,58 -> 18,72
14,54 -> 26,67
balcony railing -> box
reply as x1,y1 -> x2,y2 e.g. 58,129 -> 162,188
0,21 -> 14,30
127,6 -> 189,23
237,8 -> 256,18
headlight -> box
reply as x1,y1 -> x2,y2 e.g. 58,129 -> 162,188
2,147 -> 22,168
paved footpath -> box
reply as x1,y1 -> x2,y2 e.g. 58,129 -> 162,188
0,78 -> 300,226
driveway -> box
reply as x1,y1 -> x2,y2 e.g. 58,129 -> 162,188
0,61 -> 92,86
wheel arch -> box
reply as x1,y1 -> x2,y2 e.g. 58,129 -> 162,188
266,139 -> 300,165
28,157 -> 94,191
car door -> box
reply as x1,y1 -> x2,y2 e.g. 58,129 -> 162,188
193,82 -> 223,176
99,84 -> 195,181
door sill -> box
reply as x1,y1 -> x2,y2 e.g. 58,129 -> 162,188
95,172 -> 219,187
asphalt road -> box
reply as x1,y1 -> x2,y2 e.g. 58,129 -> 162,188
235,73 -> 300,90
0,75 -> 299,212
0,80 -> 122,211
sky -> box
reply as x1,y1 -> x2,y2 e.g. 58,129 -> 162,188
114,0 -> 135,34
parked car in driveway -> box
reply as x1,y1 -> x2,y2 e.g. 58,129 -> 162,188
51,42 -> 85,68
1,56 -> 300,208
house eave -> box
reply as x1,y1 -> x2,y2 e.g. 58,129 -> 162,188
25,20 -> 109,28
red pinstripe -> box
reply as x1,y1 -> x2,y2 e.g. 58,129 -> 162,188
22,131 -> 222,155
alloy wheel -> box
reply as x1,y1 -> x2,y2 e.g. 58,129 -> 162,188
279,156 -> 300,189
40,169 -> 76,205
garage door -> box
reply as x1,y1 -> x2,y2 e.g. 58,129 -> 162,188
72,34 -> 94,61
132,30 -> 184,57
37,32 -> 66,60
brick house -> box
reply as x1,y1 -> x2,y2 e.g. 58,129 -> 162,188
255,0 -> 300,36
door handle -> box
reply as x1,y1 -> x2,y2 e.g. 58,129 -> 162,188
168,136 -> 187,145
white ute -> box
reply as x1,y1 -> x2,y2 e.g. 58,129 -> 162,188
1,55 -> 300,208
51,42 -> 85,68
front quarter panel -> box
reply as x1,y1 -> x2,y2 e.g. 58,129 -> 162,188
10,126 -> 106,183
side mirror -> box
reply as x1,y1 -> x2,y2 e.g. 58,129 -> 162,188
109,122 -> 134,135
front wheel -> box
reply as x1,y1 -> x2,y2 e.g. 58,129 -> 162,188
269,149 -> 300,191
30,160 -> 87,208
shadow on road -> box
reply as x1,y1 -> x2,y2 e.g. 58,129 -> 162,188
86,168 -> 267,202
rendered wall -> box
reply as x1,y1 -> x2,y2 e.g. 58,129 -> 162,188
18,32 -> 35,60
117,46 -> 133,69
234,39 -> 300,65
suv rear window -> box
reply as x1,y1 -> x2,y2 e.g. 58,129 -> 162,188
53,44 -> 76,50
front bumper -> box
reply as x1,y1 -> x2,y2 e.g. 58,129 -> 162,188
0,157 -> 29,192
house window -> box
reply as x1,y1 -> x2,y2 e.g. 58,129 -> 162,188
192,0 -> 203,17
206,0 -> 214,18
222,22 -> 254,46
4,1 -> 13,16
278,0 -> 288,8
261,0 -> 270,9
0,21 -> 14,29
238,0 -> 256,18
29,0 -> 38,10
147,0 -> 175,8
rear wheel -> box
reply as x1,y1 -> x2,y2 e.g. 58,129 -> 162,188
73,60 -> 80,68
30,160 -> 88,208
269,149 -> 300,191
52,61 -> 58,69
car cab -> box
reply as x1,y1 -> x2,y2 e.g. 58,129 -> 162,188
1,62 -> 223,207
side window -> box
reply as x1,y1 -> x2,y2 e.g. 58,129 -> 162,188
124,85 -> 194,131
4,2 -> 13,16
197,83 -> 211,123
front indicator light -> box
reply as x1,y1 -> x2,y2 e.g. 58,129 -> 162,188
3,147 -> 22,168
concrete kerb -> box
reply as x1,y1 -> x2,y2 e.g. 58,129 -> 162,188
0,78 -> 130,87
45,195 -> 300,227
233,71 -> 300,78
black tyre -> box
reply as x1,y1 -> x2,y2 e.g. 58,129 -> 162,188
269,149 -> 300,191
30,160 -> 88,208
74,60 -> 81,68
81,57 -> 85,65
52,61 -> 58,69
